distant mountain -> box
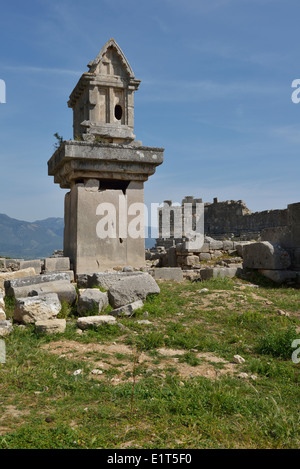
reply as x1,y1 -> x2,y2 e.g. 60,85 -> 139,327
0,214 -> 64,260
0,214 -> 157,260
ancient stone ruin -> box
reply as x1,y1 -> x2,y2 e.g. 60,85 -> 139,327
1,41 -> 300,340
0,39 -> 165,337
48,38 -> 164,274
150,196 -> 300,284
156,196 -> 290,246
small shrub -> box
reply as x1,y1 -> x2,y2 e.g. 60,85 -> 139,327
4,296 -> 15,319
255,327 -> 299,359
53,132 -> 64,150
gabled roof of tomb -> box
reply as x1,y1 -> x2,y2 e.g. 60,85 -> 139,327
68,38 -> 139,109
87,38 -> 135,78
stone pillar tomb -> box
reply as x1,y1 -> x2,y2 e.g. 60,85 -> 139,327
48,39 -> 164,273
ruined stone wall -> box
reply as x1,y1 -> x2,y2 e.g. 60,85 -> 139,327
204,199 -> 288,237
156,197 -> 289,246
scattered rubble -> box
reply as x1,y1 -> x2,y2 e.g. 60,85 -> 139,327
35,319 -> 66,334
233,355 -> 246,364
76,315 -> 116,330
14,293 -> 61,324
77,289 -> 108,315
108,273 -> 160,309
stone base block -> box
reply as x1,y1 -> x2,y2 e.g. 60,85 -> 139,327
200,266 -> 243,280
77,315 -> 116,330
35,319 -> 66,334
14,293 -> 61,324
11,281 -> 77,305
153,267 -> 184,282
44,257 -> 70,273
260,270 -> 300,284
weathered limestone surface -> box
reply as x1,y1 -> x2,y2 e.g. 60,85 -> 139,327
108,273 -> 160,308
44,257 -> 70,273
243,242 -> 291,270
0,268 -> 37,291
19,260 -> 42,274
0,320 -> 13,337
110,300 -> 144,317
11,281 -> 77,305
234,242 -> 253,257
4,271 -> 74,296
153,268 -> 184,282
77,289 -> 108,315
199,253 -> 211,261
77,271 -> 143,289
200,266 -> 243,280
77,315 -> 116,330
14,293 -> 61,324
35,319 -> 66,335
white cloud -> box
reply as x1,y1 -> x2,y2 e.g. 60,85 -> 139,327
2,64 -> 81,76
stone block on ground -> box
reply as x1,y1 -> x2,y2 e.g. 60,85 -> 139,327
153,268 -> 184,282
260,270 -> 299,284
10,281 -> 77,305
199,253 -> 211,261
122,266 -> 134,272
77,289 -> 108,315
234,241 -> 253,257
200,266 -> 243,280
14,293 -> 61,324
44,257 -> 70,273
110,300 -> 144,317
76,271 -> 143,289
183,255 -> 200,267
0,320 -> 13,337
19,260 -> 42,275
223,241 -> 234,251
77,315 -> 116,330
4,271 -> 74,296
0,268 -> 37,291
108,273 -> 160,309
211,250 -> 223,259
35,319 -> 66,334
209,240 -> 224,250
243,241 -> 291,270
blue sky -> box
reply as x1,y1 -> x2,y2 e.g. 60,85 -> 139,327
0,0 -> 300,223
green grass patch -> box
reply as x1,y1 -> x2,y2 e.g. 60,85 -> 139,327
1,277 -> 300,448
